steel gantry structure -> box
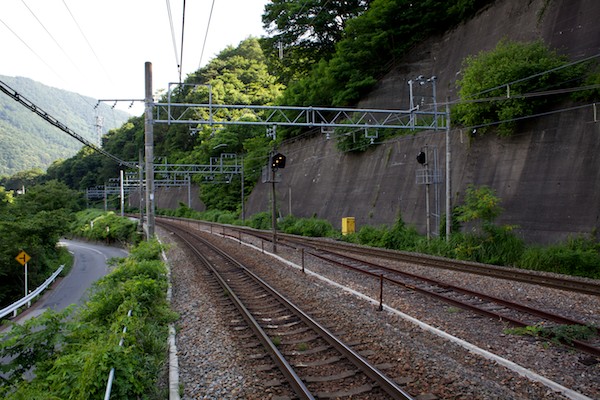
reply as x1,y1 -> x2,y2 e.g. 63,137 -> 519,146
140,63 -> 449,238
155,79 -> 443,130
86,153 -> 243,213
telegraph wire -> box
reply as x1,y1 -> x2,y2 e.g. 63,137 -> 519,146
165,0 -> 181,79
20,0 -> 81,74
198,0 -> 216,69
61,0 -> 113,85
179,0 -> 187,83
0,79 -> 136,169
0,17 -> 63,83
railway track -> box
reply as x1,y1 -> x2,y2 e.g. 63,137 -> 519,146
157,216 -> 600,297
227,227 -> 600,357
307,248 -> 600,357
271,231 -> 600,297
165,220 -> 600,357
158,219 -> 416,399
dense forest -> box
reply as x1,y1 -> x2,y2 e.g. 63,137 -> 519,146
0,181 -> 83,308
1,0 -> 598,281
2,0 -> 598,216
0,75 -> 130,178
36,0 -> 505,207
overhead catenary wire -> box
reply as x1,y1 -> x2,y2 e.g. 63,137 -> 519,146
179,0 -> 187,83
165,0 -> 181,79
198,0 -> 216,69
0,79 -> 136,169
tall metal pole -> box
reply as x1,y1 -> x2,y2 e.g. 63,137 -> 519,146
144,62 -> 155,238
408,79 -> 415,128
445,101 -> 451,241
425,160 -> 431,241
241,157 -> 245,222
139,149 -> 144,230
271,166 -> 277,253
24,261 -> 28,306
187,175 -> 191,207
119,169 -> 124,217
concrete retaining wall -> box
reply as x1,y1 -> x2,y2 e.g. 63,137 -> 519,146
245,0 -> 600,244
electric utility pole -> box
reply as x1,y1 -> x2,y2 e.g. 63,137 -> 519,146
144,62 -> 155,238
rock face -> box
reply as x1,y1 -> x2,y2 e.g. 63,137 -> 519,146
245,0 -> 600,244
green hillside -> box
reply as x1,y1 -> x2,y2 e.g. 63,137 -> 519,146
0,75 -> 130,176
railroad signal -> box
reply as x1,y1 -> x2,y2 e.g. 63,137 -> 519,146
416,151 -> 426,165
271,153 -> 286,169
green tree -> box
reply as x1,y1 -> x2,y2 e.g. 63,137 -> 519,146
262,0 -> 372,82
0,168 -> 44,191
453,184 -> 524,265
454,40 -> 587,136
163,38 -> 283,213
276,0 -> 495,108
455,184 -> 503,225
0,181 -> 83,307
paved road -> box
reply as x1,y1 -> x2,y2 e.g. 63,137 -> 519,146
15,239 -> 128,322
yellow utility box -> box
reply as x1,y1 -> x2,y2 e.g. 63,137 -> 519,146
342,217 -> 355,235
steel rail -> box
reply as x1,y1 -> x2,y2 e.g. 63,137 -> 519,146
158,219 -> 415,400
309,251 -> 600,358
273,232 -> 600,297
155,218 -> 600,296
160,221 -> 313,399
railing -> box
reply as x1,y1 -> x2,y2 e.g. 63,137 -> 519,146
0,265 -> 64,319
104,309 -> 132,400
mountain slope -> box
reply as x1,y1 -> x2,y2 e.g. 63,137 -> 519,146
0,75 -> 130,176
245,0 -> 600,245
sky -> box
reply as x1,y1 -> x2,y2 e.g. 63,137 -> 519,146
0,0 -> 271,115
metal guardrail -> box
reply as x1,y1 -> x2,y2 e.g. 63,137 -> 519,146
0,265 -> 64,319
104,309 -> 132,400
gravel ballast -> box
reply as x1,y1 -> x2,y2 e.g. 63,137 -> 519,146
160,227 -> 600,399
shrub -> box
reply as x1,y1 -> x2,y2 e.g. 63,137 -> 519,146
279,215 -> 336,238
454,40 -> 586,136
71,210 -> 139,244
0,239 -> 176,399
380,218 -> 420,251
519,236 -> 600,278
355,225 -> 388,248
450,225 -> 524,265
246,211 -> 272,230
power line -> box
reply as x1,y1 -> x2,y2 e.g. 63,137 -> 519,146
17,0 -> 96,109
463,52 -> 600,100
20,0 -> 81,74
165,0 -> 181,79
198,0 -> 216,69
179,0 -> 187,83
464,102 -> 596,132
61,0 -> 112,85
0,17 -> 63,82
0,79 -> 136,169
450,83 -> 600,106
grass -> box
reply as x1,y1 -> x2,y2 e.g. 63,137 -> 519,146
504,323 -> 597,346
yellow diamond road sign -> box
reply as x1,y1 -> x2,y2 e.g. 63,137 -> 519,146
16,251 -> 31,266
